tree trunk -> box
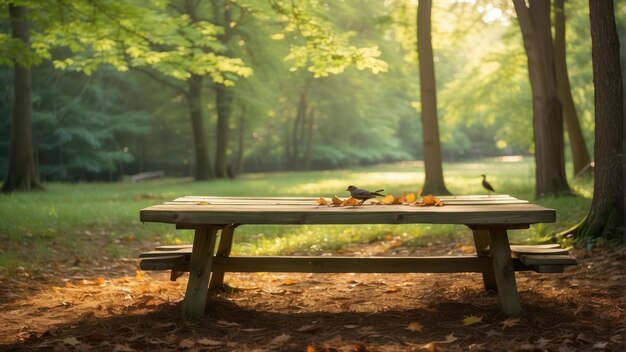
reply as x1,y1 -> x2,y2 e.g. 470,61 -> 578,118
513,0 -> 570,197
2,5 -> 42,193
553,0 -> 591,177
291,89 -> 308,170
188,74 -> 213,180
576,0 -> 623,242
303,107 -> 315,170
233,105 -> 246,176
215,83 -> 233,178
417,0 -> 450,195
212,0 -> 235,179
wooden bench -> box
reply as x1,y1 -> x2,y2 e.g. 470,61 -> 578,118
139,243 -> 577,278
139,195 -> 572,320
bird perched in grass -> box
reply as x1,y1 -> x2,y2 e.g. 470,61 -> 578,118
481,174 -> 495,196
346,185 -> 385,205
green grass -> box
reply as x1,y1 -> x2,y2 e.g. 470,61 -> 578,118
0,157 -> 592,273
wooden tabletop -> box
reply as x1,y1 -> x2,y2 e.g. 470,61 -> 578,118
140,195 -> 556,226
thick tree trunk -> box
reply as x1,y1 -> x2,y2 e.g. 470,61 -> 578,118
577,0 -> 623,242
212,0 -> 235,179
513,0 -> 570,197
188,75 -> 213,180
417,0 -> 450,195
554,0 -> 591,177
215,84 -> 232,178
2,5 -> 41,193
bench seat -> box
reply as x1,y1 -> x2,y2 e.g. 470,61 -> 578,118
139,244 -> 577,280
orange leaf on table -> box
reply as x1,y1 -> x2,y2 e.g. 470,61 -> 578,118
316,197 -> 328,206
406,192 -> 416,203
331,195 -> 343,206
343,197 -> 360,206
381,194 -> 396,205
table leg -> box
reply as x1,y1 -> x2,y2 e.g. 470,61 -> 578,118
209,225 -> 236,290
181,227 -> 218,320
488,228 -> 522,316
471,229 -> 498,293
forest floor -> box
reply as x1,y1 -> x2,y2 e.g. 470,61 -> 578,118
0,235 -> 624,352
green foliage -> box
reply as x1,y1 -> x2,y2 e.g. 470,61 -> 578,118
267,0 -> 388,77
0,0 -> 599,178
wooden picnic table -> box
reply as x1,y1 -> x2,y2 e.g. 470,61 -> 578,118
139,194 -> 568,320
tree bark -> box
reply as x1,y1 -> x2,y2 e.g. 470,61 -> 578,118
2,5 -> 42,192
417,0 -> 450,195
188,74 -> 213,180
553,0 -> 591,177
303,107 -> 315,170
234,105 -> 246,176
577,0 -> 623,242
513,0 -> 570,197
291,88 -> 308,170
215,83 -> 233,178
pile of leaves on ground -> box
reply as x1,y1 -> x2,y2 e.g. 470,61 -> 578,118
0,236 -> 624,351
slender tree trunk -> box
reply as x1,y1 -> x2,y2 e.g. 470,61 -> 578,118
303,108 -> 315,170
417,0 -> 450,195
2,5 -> 41,193
215,83 -> 232,178
188,75 -> 213,180
291,89 -> 308,170
234,105 -> 246,175
513,0 -> 570,197
554,0 -> 591,177
576,0 -> 623,242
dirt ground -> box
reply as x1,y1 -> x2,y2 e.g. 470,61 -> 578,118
0,236 -> 624,351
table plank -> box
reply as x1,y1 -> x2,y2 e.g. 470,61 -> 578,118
141,203 -> 555,225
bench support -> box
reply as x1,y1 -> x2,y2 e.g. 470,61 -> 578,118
181,227 -> 219,320
488,228 -> 522,316
209,225 -> 236,290
471,229 -> 498,293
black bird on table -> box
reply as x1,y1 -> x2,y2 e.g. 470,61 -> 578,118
481,174 -> 495,196
346,185 -> 385,206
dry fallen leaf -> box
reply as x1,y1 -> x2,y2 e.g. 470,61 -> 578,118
406,321 -> 423,332
343,197 -> 360,206
501,318 -> 520,329
406,192 -> 416,203
216,320 -> 240,328
593,341 -> 609,349
418,194 -> 445,207
463,315 -> 483,326
331,195 -> 343,207
197,338 -> 222,346
439,333 -> 458,344
63,337 -> 81,346
384,286 -> 400,293
178,338 -> 195,348
381,194 -> 397,205
316,197 -> 328,206
269,333 -> 291,345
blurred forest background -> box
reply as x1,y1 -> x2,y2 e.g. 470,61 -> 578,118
1,0 -> 621,182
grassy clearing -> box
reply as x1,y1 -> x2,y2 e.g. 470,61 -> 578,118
0,157 -> 592,273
